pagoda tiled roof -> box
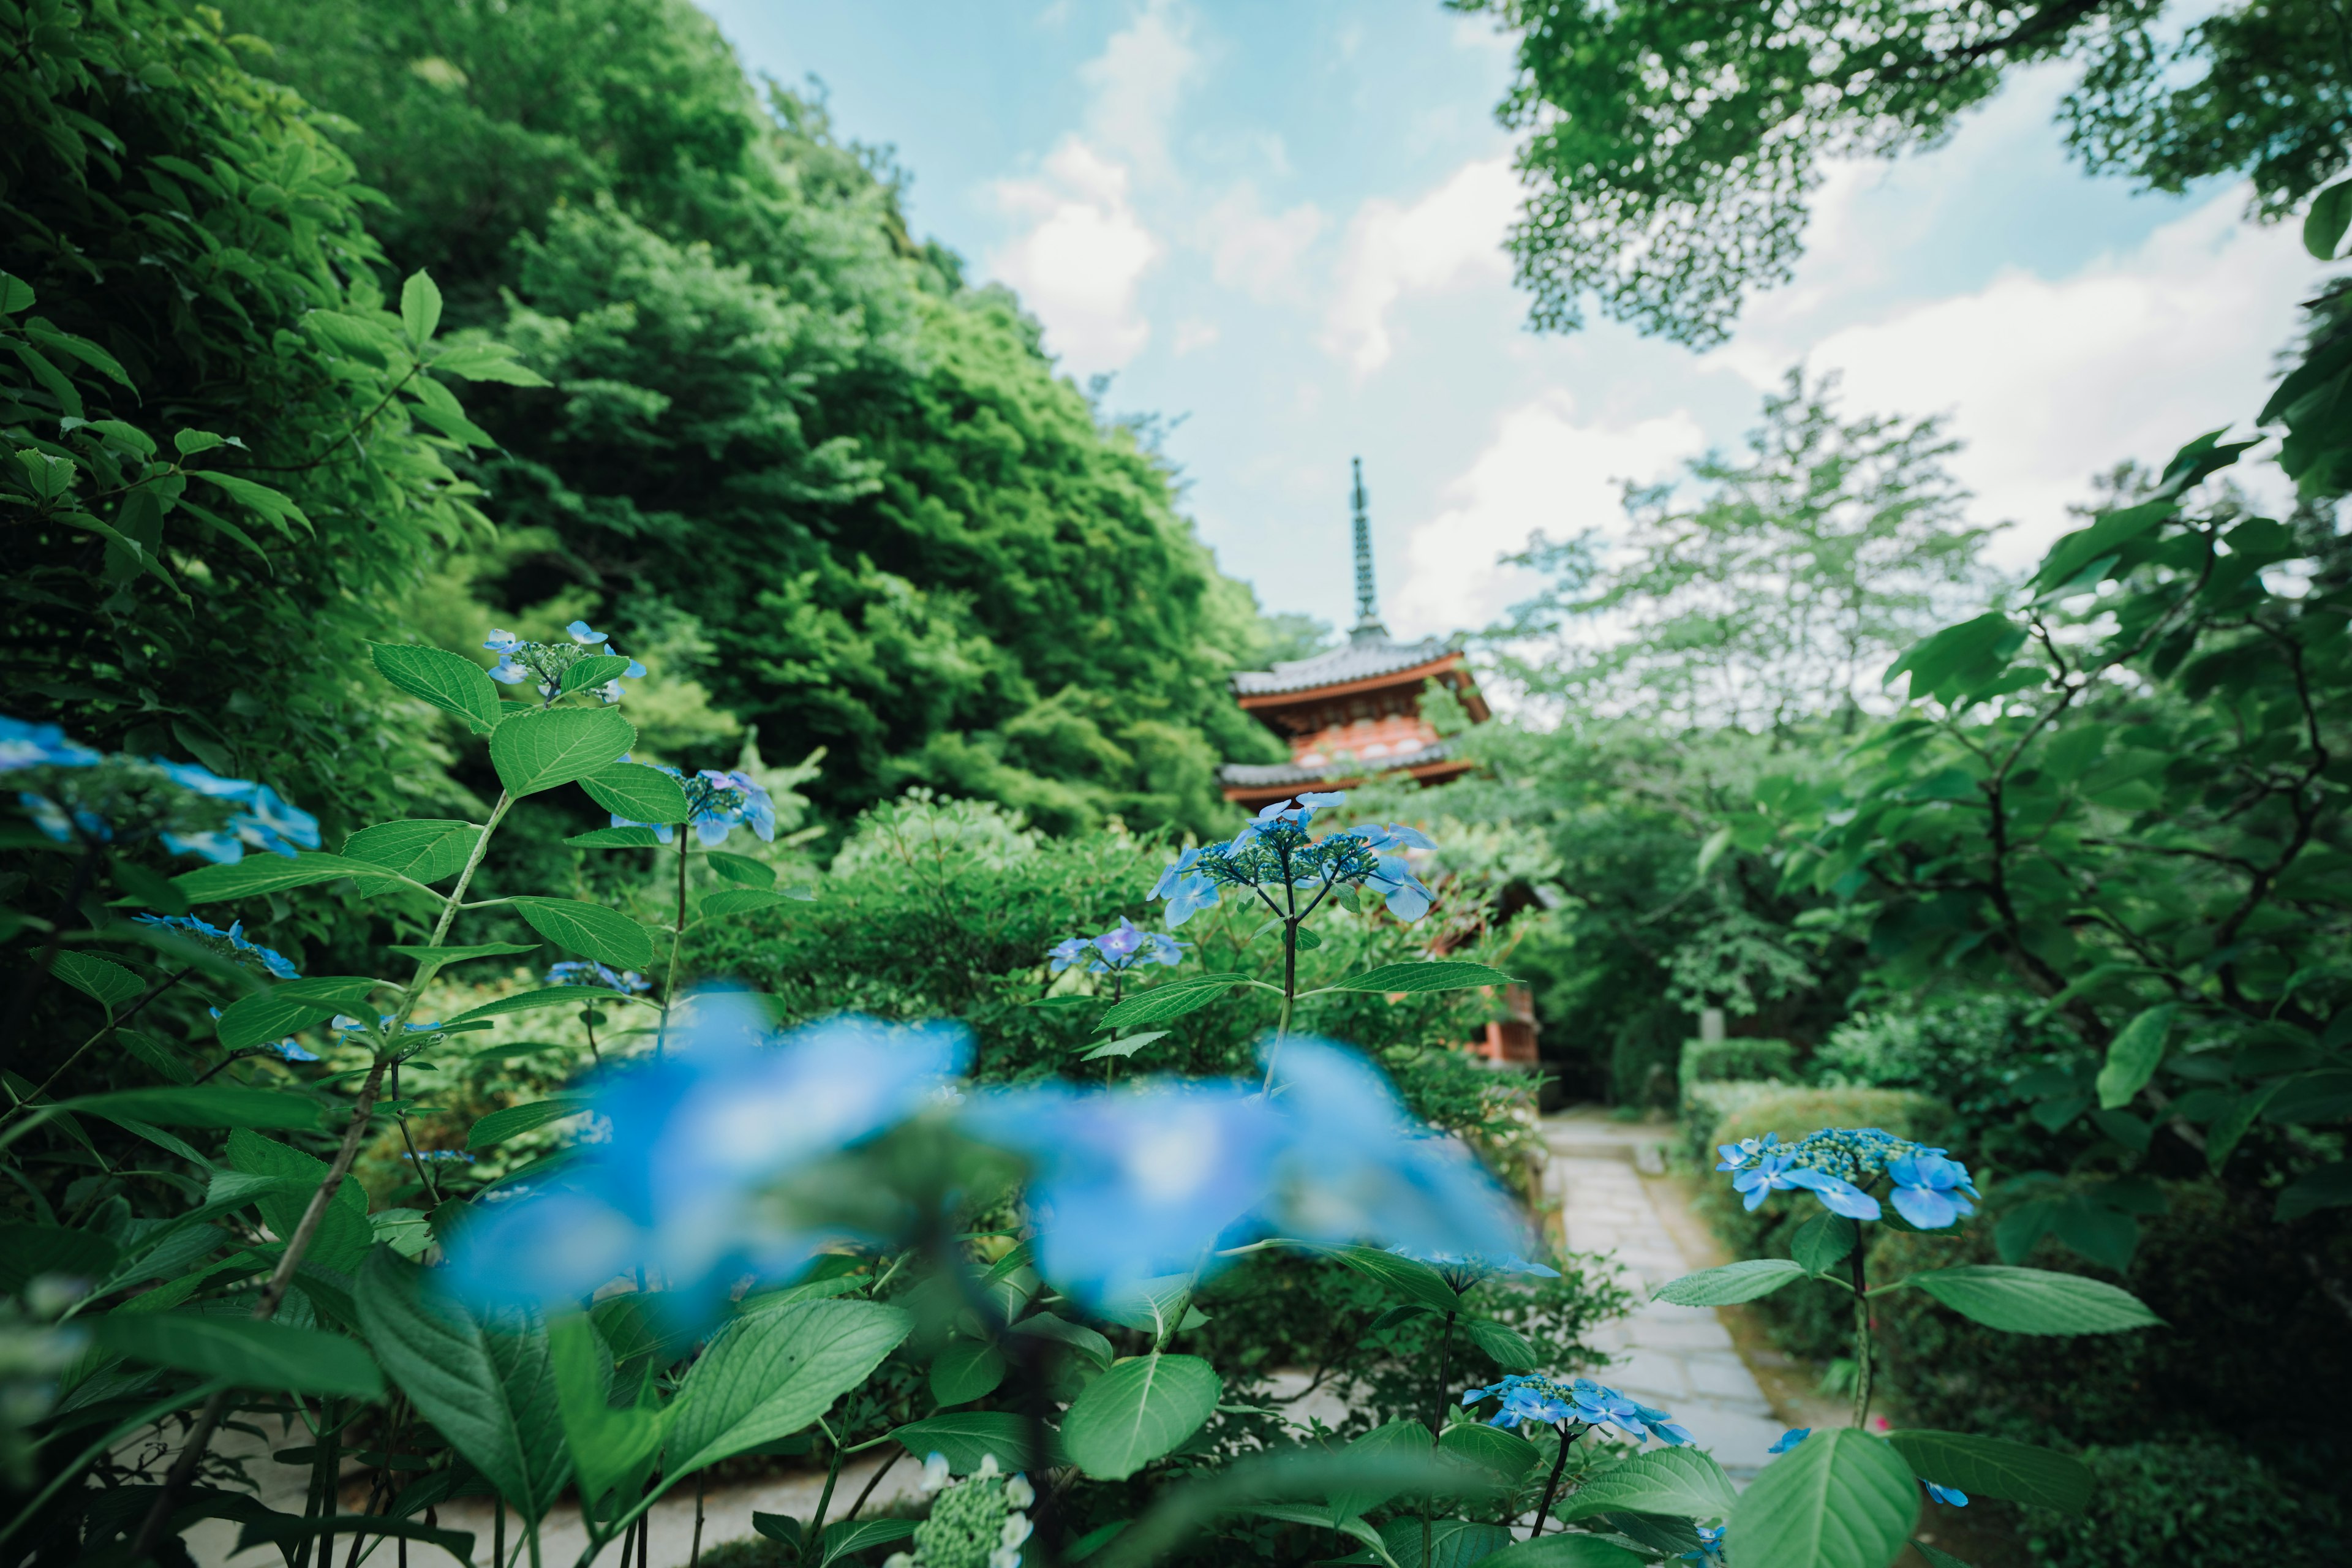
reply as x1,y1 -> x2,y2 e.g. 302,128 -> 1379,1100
1230,633 -> 1457,697
1218,738 -> 1455,788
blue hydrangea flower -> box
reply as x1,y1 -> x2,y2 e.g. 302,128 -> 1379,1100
1459,1374 -> 1692,1446
149,762 -> 321,861
548,960 -> 652,994
1716,1132 -> 1779,1172
1887,1152 -> 1979,1229
0,716 -> 100,772
1770,1428 -> 1811,1453
481,625 -> 643,705
565,620 -> 609,645
445,995 -> 970,1318
1924,1482 -> 1969,1507
1150,845 -> 1222,926
609,766 -> 777,846
483,630 -> 523,654
1785,1166 -> 1882,1221
1147,792 -> 1442,928
134,914 -> 301,979
1047,918 -> 1188,976
265,1039 -> 321,1063
1680,1524 -> 1727,1564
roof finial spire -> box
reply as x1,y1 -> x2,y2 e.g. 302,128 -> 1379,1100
1350,456 -> 1387,643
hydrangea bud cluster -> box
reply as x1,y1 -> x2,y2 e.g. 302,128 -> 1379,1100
885,1452 -> 1035,1568
133,914 -> 301,980
1151,791 -> 1437,927
1715,1127 -> 1979,1227
2,716 -> 319,864
1047,916 -> 1186,975
1460,1373 -> 1694,1446
483,620 -> 646,706
547,960 -> 650,993
609,764 -> 775,847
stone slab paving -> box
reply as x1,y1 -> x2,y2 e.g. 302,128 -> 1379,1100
1544,1113 -> 1787,1483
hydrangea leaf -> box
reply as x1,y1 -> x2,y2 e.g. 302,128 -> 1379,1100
558,654 -> 635,696
443,987 -> 650,1028
468,1097 -> 592,1150
1728,1428 -> 1916,1568
213,977 -> 382,1050
342,820 -> 482,884
1316,961 -> 1516,995
96,1313 -> 382,1398
489,707 -> 636,797
1477,1536 -> 1649,1566
1653,1259 -> 1806,1306
1099,974 -> 1260,1030
704,851 -> 776,886
1060,1352 -> 1221,1480
2094,1004 -> 2173,1110
175,851 -> 399,903
1790,1213 -> 1857,1275
566,826 -> 666,848
54,950 -> 144,1011
1555,1446 -> 1738,1524
665,1299 -> 913,1478
1907,1265 -> 2163,1335
1882,1430 -> 2091,1513
886,1411 -> 1049,1474
66,1085 -> 321,1131
509,897 -> 655,970
370,643 -> 500,734
399,269 -> 443,348
1311,1243 -> 1461,1314
1463,1316 -> 1539,1371
1078,1030 -> 1169,1063
387,942 -> 543,966
1438,1421 -> 1539,1482
929,1339 -> 1008,1406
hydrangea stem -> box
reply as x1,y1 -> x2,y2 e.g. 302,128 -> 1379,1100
1850,1248 -> 1874,1428
1262,867 -> 1300,1094
1422,1309 -> 1457,1563
657,829 -> 688,1058
1530,1422 -> 1575,1534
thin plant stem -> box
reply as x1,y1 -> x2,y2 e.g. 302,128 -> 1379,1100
842,1447 -> 903,1523
1850,1247 -> 1874,1428
1262,867 -> 1300,1095
657,831 -> 688,1058
1422,1309 -> 1457,1566
391,1058 -> 445,1208
689,1474 -> 705,1568
808,1437 -> 845,1548
1530,1422 -> 1576,1535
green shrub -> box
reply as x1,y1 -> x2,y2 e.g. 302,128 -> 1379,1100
1680,1080 -> 1787,1163
1681,1036 -> 1796,1090
2019,1439 -> 2342,1568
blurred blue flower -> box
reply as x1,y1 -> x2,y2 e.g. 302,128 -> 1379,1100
267,1039 -> 321,1063
0,716 -> 100,772
1388,1246 -> 1559,1292
1150,846 -> 1221,928
1888,1152 -> 1978,1229
1924,1482 -> 1969,1508
135,913 -> 301,979
445,996 -> 970,1316
402,1149 -> 475,1163
1460,1374 -> 1692,1445
488,655 -> 530,685
1047,918 -> 1188,975
1769,1428 -> 1811,1454
1680,1524 -> 1727,1564
549,960 -> 652,994
149,762 -> 320,861
483,630 -> 522,654
1716,1132 -> 1780,1173
1785,1166 -> 1882,1222
565,620 -> 609,645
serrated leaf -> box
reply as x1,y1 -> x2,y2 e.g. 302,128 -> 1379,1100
1315,1243 -> 1462,1313
2095,1004 -> 2173,1110
1653,1259 -> 1807,1306
1728,1428 -> 1916,1568
1883,1430 -> 2090,1513
1909,1542 -> 1975,1568
1791,1213 -> 1858,1275
559,654 -> 633,696
510,898 -> 654,970
1556,1446 -> 1738,1524
369,643 -> 500,733
175,851 -> 390,903
665,1300 -> 913,1479
468,1097 -> 592,1150
389,942 -> 543,966
1060,1352 -> 1221,1480
489,707 -> 636,797
567,826 -> 665,848
443,987 -> 645,1028
1099,974 -> 1255,1030
1884,612 -> 2026,703
1463,1316 -> 1538,1371
67,1085 -> 321,1131
97,1312 -> 381,1397
929,1339 -> 1008,1406
342,820 -> 481,884
55,951 -> 145,1010
704,851 -> 775,886
1437,1420 -> 1538,1481
1079,1030 -> 1169,1062
1908,1265 -> 2163,1335
1319,961 -> 1515,994
817,1518 -> 917,1566
1478,1537 -> 1648,1567
887,1411 -> 1046,1474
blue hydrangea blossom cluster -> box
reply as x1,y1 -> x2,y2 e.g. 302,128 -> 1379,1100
1460,1373 -> 1695,1446
548,960 -> 651,993
1151,791 -> 1438,926
609,763 -> 775,846
1,715 -> 320,863
1047,917 -> 1186,976
133,914 -> 300,980
484,620 -> 645,706
1715,1128 -> 1979,1227
447,998 -> 1533,1319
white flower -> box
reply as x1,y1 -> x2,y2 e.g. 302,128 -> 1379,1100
987,1550 -> 1021,1568
883,1555 -> 916,1568
919,1452 -> 952,1493
975,1452 -> 1001,1480
1000,1513 -> 1033,1548
1004,1474 -> 1035,1509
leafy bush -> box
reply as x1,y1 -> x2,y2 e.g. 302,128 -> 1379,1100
1681,1036 -> 1796,1090
2019,1439 -> 2343,1568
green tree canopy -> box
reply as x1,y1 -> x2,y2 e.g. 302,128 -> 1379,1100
1456,0 -> 2352,344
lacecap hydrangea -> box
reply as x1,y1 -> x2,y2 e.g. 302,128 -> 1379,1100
1151,791 -> 1437,926
483,620 -> 646,706
1715,1127 -> 1978,1227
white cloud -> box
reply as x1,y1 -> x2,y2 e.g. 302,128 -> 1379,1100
1078,0 -> 1197,182
1172,318 -> 1220,355
1390,392 -> 1706,636
1324,157 -> 1518,374
1204,184 -> 1325,300
1712,186 -> 2322,568
990,140 -> 1163,374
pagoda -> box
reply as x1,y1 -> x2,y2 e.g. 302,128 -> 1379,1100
1219,459 -> 1490,810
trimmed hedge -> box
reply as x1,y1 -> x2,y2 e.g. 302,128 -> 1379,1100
2019,1439 -> 2342,1568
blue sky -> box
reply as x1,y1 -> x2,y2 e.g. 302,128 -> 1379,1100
701,0 -> 2321,643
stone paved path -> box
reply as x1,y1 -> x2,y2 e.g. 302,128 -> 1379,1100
1542,1110 -> 1787,1482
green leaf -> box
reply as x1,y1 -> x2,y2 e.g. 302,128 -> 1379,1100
489,707 -> 636,797
1437,1421 -> 1538,1482
818,1518 -> 918,1566
2031,502 -> 2174,595
342,820 -> 483,885
356,1248 -> 572,1517
401,270 -> 444,348
175,852 -> 393,903
1319,961 -> 1516,994
1463,1316 -> 1539,1371
389,942 -> 542,967
1728,1428 -> 1917,1568
233,1514 -> 475,1565
0,271 -> 32,314
1091,1275 -> 1210,1338
1477,1537 -> 1648,1567
559,654 -> 634,696
0,1224 -> 121,1295
2095,1005 -> 2173,1110
930,1339 -> 1008,1406
443,987 -> 646,1027
1059,1352 -> 1221,1480
369,644 -> 503,735
431,343 -> 551,386
510,898 -> 655,970
213,977 -> 381,1050
2204,1082 -> 2278,1175
567,827 -> 665,848
665,1299 -> 913,1479
705,851 -> 775,886
699,888 -> 800,917
54,951 -> 144,1011
2274,1160 -> 2352,1222
2305,177 -> 2352,260
1316,1243 -> 1462,1313
1079,1030 -> 1169,1063
569,763 -> 687,825
1909,1542 -> 1976,1568
1907,1265 -> 2163,1335
1378,1516 -> 1513,1567
96,1313 -> 382,1398
1791,1213 -> 1858,1275
173,429 -> 228,458
1882,1430 -> 2091,1513
886,1411 -> 1047,1474
1884,612 -> 2026,703
468,1097 -> 590,1150
68,1085 -> 320,1131
1653,1259 -> 1807,1306
1556,1446 -> 1739,1524
1099,974 -> 1257,1030
549,1312 -> 665,1513
228,1128 -> 371,1274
